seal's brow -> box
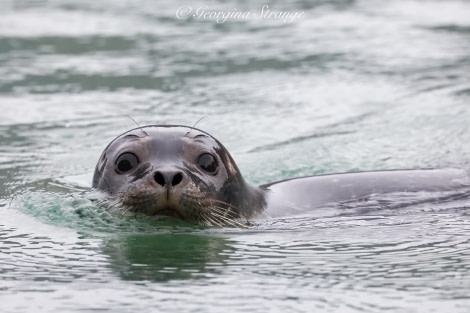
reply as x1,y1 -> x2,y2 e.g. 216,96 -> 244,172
190,134 -> 211,143
123,134 -> 141,141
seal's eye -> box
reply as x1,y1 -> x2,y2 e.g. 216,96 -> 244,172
116,152 -> 139,173
197,153 -> 217,173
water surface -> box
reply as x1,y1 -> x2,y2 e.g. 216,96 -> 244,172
1,1 -> 470,312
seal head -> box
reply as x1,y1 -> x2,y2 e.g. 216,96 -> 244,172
92,125 -> 265,226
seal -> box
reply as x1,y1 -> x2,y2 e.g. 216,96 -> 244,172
93,125 -> 470,226
92,125 -> 265,227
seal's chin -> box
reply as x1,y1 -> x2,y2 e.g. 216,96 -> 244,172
151,207 -> 185,220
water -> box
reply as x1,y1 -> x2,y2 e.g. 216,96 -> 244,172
1,0 -> 470,312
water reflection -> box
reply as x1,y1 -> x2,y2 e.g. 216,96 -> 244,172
103,233 -> 234,282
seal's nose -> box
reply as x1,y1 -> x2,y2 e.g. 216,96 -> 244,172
154,170 -> 184,187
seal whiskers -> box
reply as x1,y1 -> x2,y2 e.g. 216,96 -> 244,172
186,194 -> 248,228
209,210 -> 248,228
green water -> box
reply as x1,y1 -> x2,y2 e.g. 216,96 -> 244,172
1,0 -> 470,312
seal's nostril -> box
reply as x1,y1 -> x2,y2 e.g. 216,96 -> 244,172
154,171 -> 183,187
172,172 -> 183,186
154,172 -> 165,186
